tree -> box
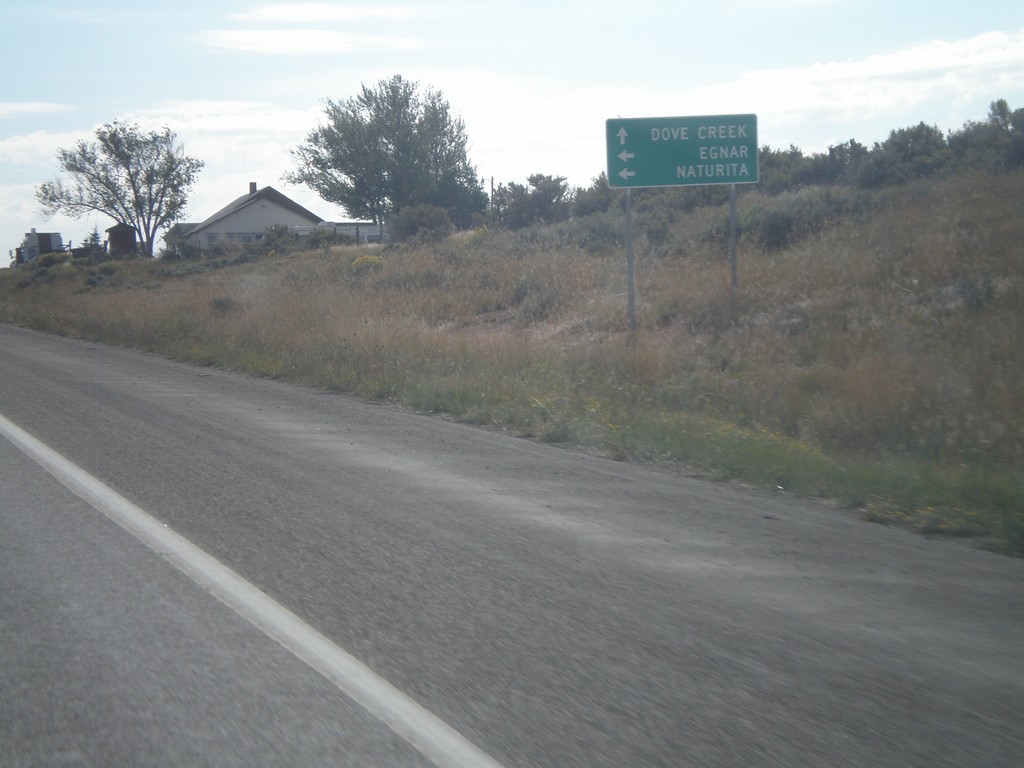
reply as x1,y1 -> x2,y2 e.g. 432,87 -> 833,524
287,75 -> 487,230
36,121 -> 203,258
757,145 -> 808,194
949,99 -> 1024,171
490,174 -> 571,229
881,122 -> 949,177
573,173 -> 616,217
826,139 -> 869,185
83,225 -> 103,251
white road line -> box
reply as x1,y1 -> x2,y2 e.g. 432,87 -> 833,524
0,413 -> 507,768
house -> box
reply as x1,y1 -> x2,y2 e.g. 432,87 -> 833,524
184,182 -> 324,251
15,229 -> 64,265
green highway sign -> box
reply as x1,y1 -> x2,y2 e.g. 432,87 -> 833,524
606,114 -> 758,188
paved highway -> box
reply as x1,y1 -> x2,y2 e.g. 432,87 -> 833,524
2,324 -> 1022,767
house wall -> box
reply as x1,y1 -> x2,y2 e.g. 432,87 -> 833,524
190,200 -> 318,250
18,230 -> 64,263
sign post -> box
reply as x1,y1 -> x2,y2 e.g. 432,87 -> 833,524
606,114 -> 758,329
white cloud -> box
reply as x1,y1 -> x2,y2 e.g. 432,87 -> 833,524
229,3 -> 414,23
127,100 -> 315,134
201,2 -> 422,55
197,28 -> 420,54
124,101 -> 315,183
694,28 -> 1024,127
0,102 -> 73,120
0,129 -> 90,168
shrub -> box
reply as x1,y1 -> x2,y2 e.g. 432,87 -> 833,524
158,242 -> 201,261
389,205 -> 453,242
350,254 -> 385,276
210,296 -> 236,314
511,276 -> 561,323
747,208 -> 795,251
557,212 -> 623,253
209,239 -> 245,259
37,251 -> 69,268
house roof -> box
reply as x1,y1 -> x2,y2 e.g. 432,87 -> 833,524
187,185 -> 323,236
164,222 -> 199,241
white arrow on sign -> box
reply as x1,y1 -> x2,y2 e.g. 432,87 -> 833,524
617,127 -> 628,145
618,168 -> 635,180
618,150 -> 634,162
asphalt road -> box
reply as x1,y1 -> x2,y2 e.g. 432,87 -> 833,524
2,324 -> 1022,767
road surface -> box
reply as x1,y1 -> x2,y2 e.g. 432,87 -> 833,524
1,324 -> 1022,767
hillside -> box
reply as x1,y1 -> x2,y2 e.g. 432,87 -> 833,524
2,169 -> 1023,554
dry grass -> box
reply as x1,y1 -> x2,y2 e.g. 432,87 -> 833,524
3,170 -> 1023,553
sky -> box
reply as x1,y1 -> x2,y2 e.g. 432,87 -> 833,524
3,1 -> 1024,262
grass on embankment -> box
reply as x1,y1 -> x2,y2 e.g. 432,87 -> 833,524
3,169 -> 1023,554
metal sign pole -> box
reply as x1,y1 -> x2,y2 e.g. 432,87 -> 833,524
625,189 -> 636,334
729,183 -> 738,301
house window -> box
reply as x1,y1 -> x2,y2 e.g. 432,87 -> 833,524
206,234 -> 218,247
226,233 -> 261,244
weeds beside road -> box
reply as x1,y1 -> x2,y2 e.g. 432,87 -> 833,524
3,170 -> 1022,554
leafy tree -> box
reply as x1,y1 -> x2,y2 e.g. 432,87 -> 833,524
949,99 -> 1024,170
825,139 -> 869,185
880,122 -> 949,178
758,145 -> 826,194
37,121 -> 203,258
525,173 -> 571,224
491,174 -> 571,229
573,173 -> 616,217
489,181 -> 529,229
287,75 -> 487,230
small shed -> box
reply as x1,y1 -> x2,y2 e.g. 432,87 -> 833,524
106,223 -> 137,257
